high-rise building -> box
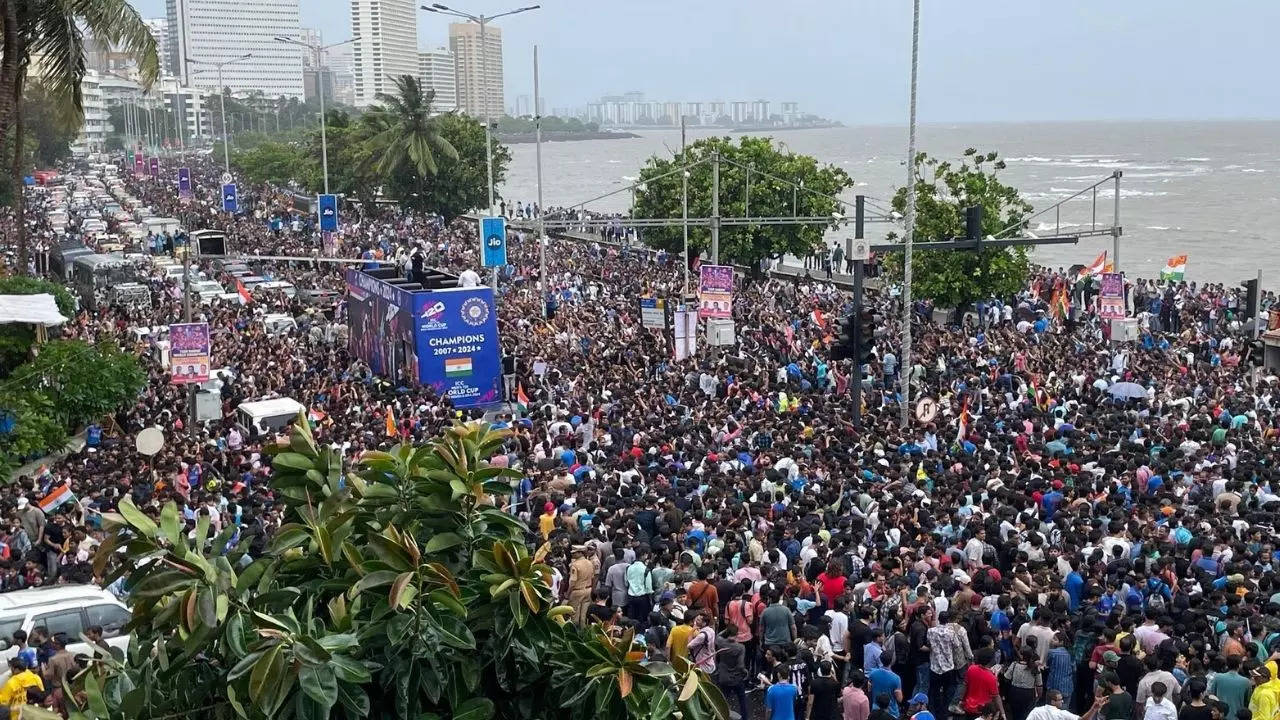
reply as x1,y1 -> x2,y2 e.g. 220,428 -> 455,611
144,19 -> 171,75
300,28 -> 322,67
751,100 -> 770,123
167,0 -> 304,99
418,48 -> 457,113
350,0 -> 419,107
71,71 -> 109,156
449,22 -> 502,119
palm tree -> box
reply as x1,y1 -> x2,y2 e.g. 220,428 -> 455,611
0,0 -> 157,274
358,74 -> 457,181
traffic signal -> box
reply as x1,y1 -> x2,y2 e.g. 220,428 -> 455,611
832,313 -> 858,361
1242,278 -> 1259,321
857,309 -> 876,364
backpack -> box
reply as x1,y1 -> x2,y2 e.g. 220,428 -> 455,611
880,631 -> 903,668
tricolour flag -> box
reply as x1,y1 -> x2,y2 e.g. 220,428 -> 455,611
385,406 -> 397,438
1078,251 -> 1108,280
810,308 -> 827,330
515,383 -> 530,413
444,357 -> 472,378
235,278 -> 253,304
38,483 -> 74,512
1160,254 -> 1187,282
955,396 -> 970,443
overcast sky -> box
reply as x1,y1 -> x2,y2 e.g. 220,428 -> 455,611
132,1 -> 1280,123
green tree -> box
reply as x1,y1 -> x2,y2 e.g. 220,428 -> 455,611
384,112 -> 510,220
359,75 -> 457,180
884,149 -> 1034,310
0,0 -> 158,275
233,141 -> 309,187
0,388 -> 66,469
18,339 -> 145,427
632,136 -> 853,272
0,275 -> 75,375
86,420 -> 727,720
298,111 -> 378,208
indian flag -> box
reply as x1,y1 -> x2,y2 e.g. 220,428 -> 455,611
1078,251 -> 1108,280
1160,255 -> 1187,281
38,483 -> 74,512
515,383 -> 530,414
444,357 -> 473,378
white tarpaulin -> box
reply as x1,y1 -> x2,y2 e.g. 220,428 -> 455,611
0,294 -> 69,326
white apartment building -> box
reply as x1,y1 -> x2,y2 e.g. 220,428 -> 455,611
71,71 -> 110,156
167,0 -> 304,99
449,22 -> 503,119
144,18 -> 172,76
350,0 -> 419,107
419,48 -> 457,113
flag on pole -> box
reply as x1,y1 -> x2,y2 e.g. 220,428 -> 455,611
385,406 -> 397,438
1160,254 -> 1187,281
1050,286 -> 1070,320
515,383 -> 530,414
1102,262 -> 1114,273
810,308 -> 827,330
38,483 -> 74,512
955,396 -> 970,443
1078,251 -> 1108,280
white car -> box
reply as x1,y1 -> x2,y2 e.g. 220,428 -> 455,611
0,586 -> 131,676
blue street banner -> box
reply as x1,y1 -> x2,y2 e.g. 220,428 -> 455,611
178,167 -> 192,201
318,193 -> 339,232
222,183 -> 238,213
479,215 -> 507,267
148,156 -> 159,179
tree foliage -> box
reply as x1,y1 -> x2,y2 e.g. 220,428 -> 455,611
884,149 -> 1034,310
632,136 -> 853,271
232,142 -> 308,188
387,112 -> 509,221
19,339 -> 145,428
85,420 -> 727,720
0,275 -> 76,375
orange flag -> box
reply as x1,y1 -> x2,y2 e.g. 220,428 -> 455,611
385,406 -> 397,437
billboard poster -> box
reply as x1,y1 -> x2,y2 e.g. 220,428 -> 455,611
640,297 -> 666,330
148,156 -> 159,179
698,264 -> 733,319
222,183 -> 237,213
479,215 -> 507,267
170,322 -> 211,384
133,151 -> 144,176
318,194 -> 339,232
1099,272 -> 1126,319
177,167 -> 192,201
345,270 -> 502,408
414,287 -> 502,407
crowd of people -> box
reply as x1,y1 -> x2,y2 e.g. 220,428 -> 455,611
3,151 -> 1280,720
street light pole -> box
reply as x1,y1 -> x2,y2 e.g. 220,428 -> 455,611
423,4 -> 540,293
186,53 -> 253,176
276,37 -> 354,194
534,44 -> 547,318
899,0 -> 921,428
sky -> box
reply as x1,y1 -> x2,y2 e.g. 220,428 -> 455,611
132,0 -> 1280,123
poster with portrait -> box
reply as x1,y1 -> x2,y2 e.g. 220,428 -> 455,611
170,322 -> 211,384
698,264 -> 733,319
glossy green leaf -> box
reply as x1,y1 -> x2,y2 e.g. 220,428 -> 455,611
424,531 -> 463,553
117,497 -> 158,538
299,663 -> 339,709
453,697 -> 495,720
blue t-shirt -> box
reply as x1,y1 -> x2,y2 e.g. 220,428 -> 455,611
765,682 -> 800,720
1065,571 -> 1084,611
869,667 -> 903,717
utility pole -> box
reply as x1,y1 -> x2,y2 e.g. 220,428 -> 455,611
534,45 -> 547,318
711,151 -> 720,264
681,115 -> 689,297
183,250 -> 196,436
1112,170 -> 1123,271
899,0 -> 922,428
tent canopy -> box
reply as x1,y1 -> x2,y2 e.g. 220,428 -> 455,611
0,294 -> 69,326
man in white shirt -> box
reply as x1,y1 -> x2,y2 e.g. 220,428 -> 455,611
459,268 -> 482,287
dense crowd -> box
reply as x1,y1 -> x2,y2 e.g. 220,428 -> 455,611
4,153 -> 1280,720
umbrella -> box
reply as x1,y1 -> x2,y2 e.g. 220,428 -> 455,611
1108,382 -> 1148,400
1068,264 -> 1086,276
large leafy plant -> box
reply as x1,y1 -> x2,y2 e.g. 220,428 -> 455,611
81,418 -> 726,720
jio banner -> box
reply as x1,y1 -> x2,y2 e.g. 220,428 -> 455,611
133,151 -> 144,176
222,183 -> 237,213
318,193 -> 339,232
1099,272 -> 1127,319
415,286 -> 502,407
698,264 -> 733,319
177,167 -> 192,200
148,156 -> 159,179
170,322 -> 211,384
479,215 -> 507,267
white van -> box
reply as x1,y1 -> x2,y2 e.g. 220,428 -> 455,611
253,280 -> 296,299
0,586 -> 131,670
237,398 -> 304,438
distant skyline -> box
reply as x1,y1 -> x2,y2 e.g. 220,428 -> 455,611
129,0 -> 1280,123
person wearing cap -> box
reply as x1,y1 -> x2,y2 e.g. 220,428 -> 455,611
905,692 -> 934,720
538,501 -> 556,541
567,545 -> 596,626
